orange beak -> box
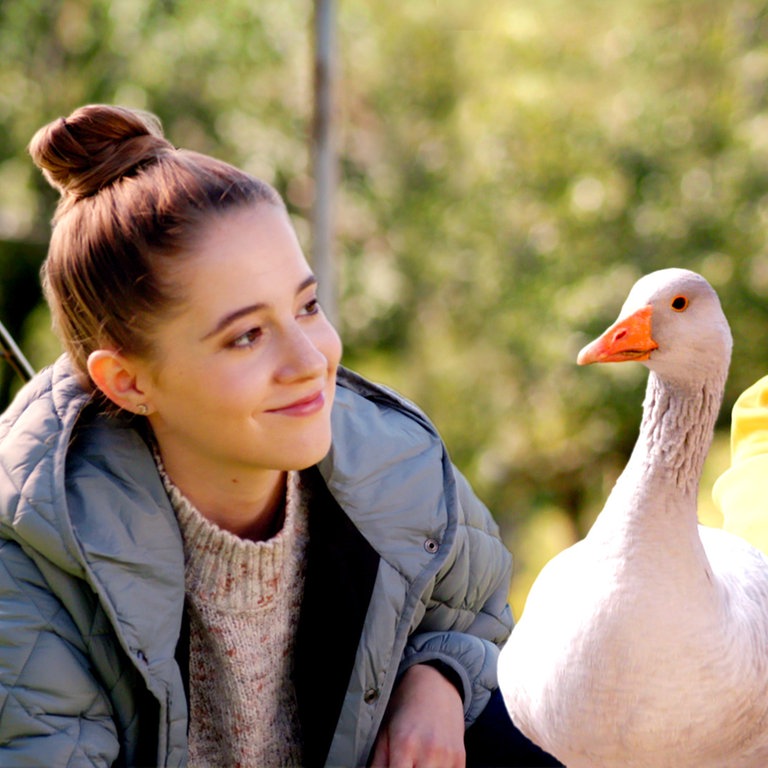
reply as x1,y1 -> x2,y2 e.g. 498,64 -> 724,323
577,305 -> 658,365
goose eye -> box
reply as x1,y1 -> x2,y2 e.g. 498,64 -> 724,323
671,295 -> 689,312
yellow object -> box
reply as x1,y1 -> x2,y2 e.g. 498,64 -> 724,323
712,375 -> 768,556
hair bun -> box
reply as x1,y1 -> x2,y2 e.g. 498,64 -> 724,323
28,104 -> 174,199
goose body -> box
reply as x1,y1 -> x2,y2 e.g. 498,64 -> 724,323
499,269 -> 768,767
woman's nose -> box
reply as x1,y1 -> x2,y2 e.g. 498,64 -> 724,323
275,325 -> 328,382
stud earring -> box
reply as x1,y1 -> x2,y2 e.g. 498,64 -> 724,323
137,404 -> 149,416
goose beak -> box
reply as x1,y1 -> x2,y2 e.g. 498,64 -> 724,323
577,305 -> 659,365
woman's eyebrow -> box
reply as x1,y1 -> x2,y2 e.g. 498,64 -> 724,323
201,274 -> 318,341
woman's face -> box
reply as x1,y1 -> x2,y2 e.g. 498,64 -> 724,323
137,203 -> 342,485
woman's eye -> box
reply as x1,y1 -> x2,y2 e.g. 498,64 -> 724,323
299,298 -> 321,317
230,327 -> 262,348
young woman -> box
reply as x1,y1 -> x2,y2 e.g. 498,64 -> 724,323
0,105 -> 558,767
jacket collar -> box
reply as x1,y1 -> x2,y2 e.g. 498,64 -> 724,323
0,356 -> 186,669
320,367 -> 457,579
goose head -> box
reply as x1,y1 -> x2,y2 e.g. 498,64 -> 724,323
577,268 -> 732,386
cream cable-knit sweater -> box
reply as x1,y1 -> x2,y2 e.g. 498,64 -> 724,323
160,467 -> 309,768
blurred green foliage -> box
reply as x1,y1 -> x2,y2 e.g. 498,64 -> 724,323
2,0 -> 767,613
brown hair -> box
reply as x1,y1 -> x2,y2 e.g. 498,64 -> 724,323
28,104 -> 284,382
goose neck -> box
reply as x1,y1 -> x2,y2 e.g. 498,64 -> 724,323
632,371 -> 724,495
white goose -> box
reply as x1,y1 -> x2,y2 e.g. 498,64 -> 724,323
499,268 -> 768,768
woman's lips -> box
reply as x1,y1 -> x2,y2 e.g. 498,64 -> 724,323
267,390 -> 326,416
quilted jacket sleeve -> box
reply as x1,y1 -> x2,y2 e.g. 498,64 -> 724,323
712,375 -> 768,556
398,467 -> 514,725
0,539 -> 120,766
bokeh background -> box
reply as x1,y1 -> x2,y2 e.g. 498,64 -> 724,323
2,0 -> 767,615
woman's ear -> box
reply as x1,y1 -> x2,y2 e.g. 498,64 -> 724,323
87,350 -> 152,415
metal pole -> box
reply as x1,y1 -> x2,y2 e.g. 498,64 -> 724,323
0,319 -> 34,383
312,0 -> 338,325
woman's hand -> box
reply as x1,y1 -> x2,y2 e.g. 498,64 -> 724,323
369,663 -> 466,768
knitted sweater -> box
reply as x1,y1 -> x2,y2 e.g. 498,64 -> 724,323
161,469 -> 309,768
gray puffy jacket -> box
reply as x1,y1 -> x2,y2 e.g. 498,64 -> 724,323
0,357 -> 513,767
